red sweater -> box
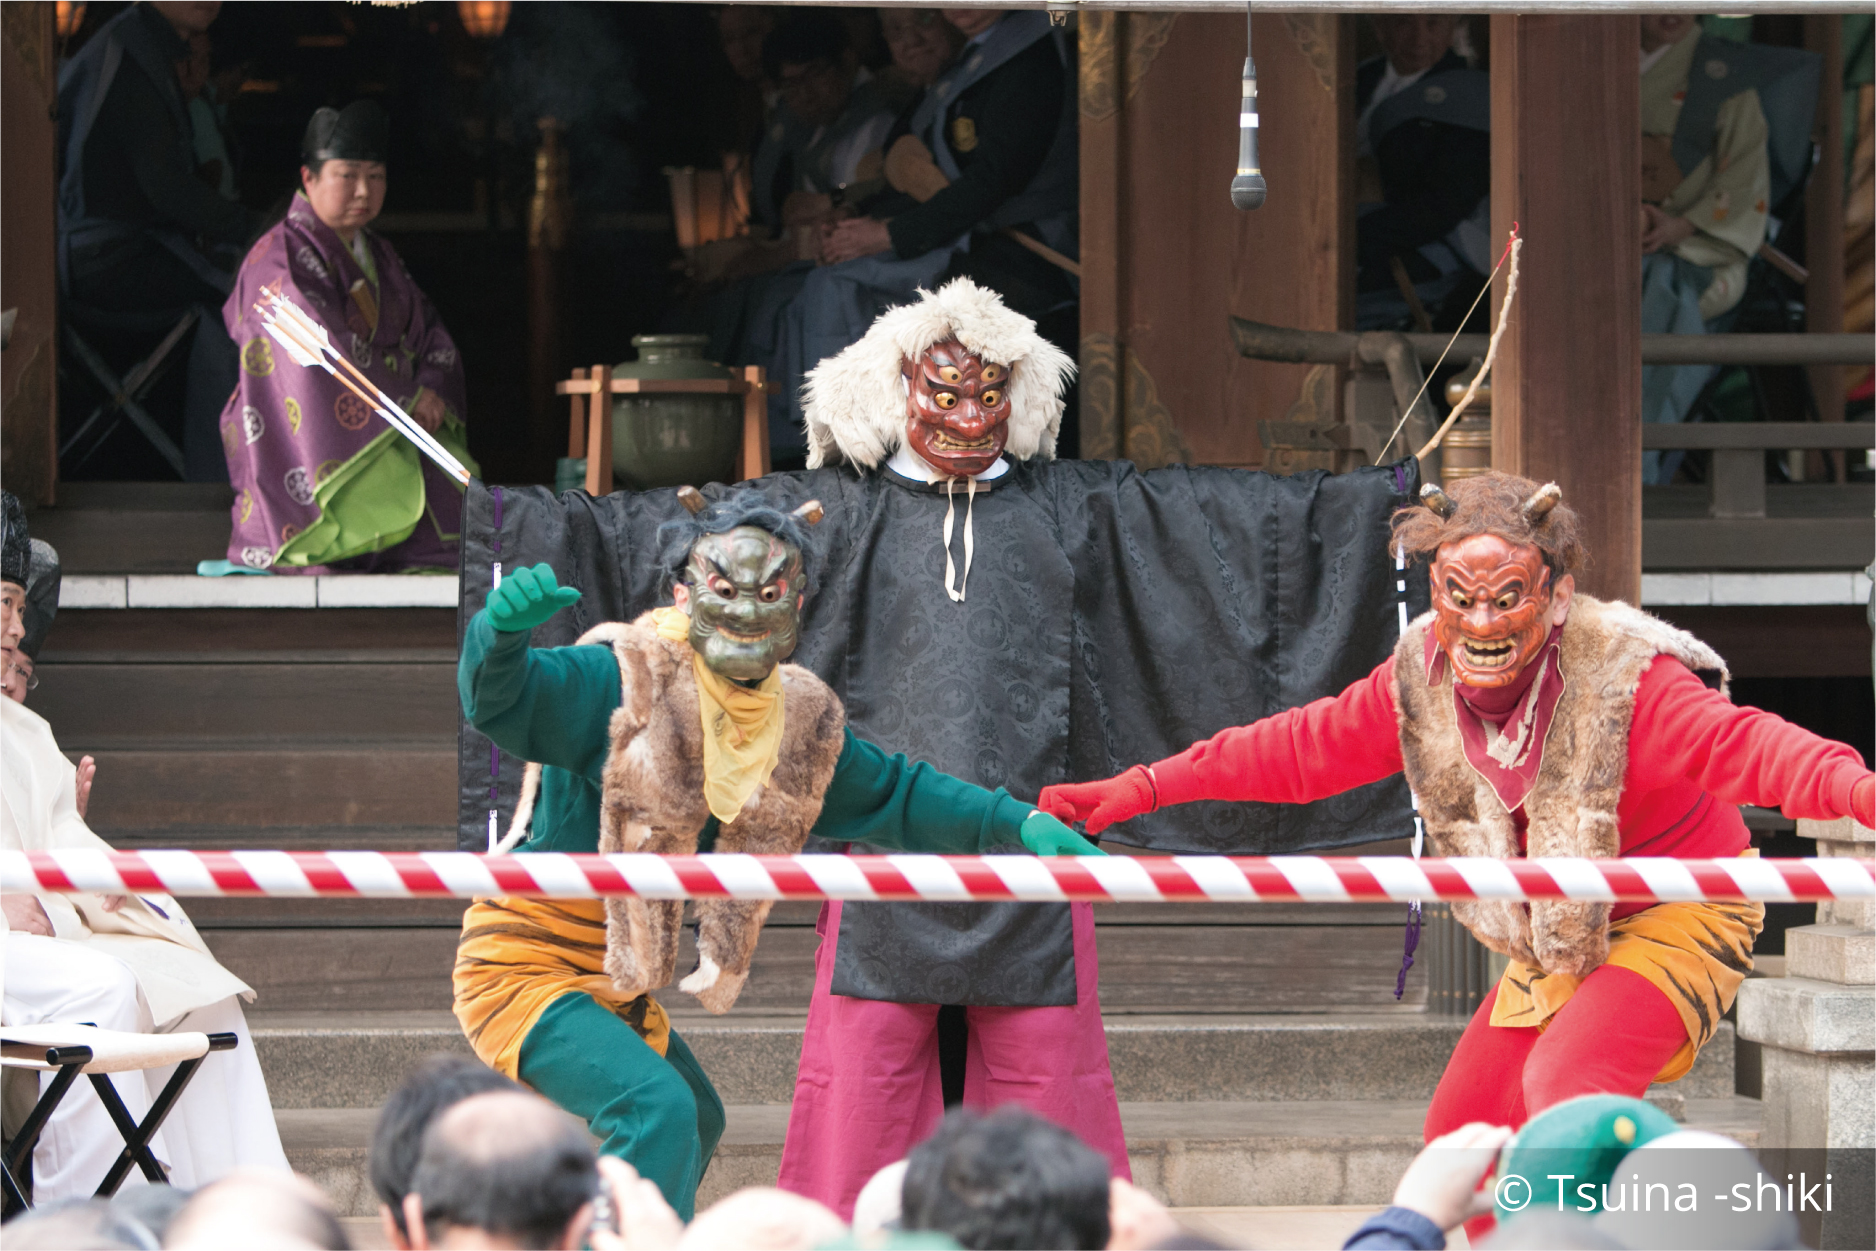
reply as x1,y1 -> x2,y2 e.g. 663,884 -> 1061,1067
1155,654 -> 1870,880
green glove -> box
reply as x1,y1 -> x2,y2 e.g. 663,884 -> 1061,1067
1019,810 -> 1107,857
485,563 -> 581,633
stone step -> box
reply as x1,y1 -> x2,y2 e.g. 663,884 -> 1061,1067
33,659 -> 457,745
279,1094 -> 1767,1218
247,1008 -> 1739,1110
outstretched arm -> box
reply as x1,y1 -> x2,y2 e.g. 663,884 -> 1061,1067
1634,656 -> 1874,826
459,565 -> 620,780
1041,658 -> 1407,834
816,731 -> 1102,856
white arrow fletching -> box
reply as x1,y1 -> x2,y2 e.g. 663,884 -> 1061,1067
264,319 -> 323,369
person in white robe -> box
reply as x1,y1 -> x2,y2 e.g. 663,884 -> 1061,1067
1,495 -> 288,1203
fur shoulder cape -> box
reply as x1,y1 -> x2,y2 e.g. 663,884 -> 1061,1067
1392,594 -> 1728,976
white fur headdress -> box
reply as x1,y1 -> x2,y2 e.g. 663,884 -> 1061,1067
800,278 -> 1076,470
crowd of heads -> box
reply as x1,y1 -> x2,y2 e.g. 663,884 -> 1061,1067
1,1043 -> 1815,1251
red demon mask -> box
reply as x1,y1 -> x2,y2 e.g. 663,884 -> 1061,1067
1429,533 -> 1569,689
901,339 -> 1011,478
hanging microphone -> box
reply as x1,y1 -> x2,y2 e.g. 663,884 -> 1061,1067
1231,4 -> 1266,210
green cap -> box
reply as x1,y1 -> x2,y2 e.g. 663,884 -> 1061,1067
1496,1094 -> 1680,1220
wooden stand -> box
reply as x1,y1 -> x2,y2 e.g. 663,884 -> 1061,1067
553,366 -> 773,496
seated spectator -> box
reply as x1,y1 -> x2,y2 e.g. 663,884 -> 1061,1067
1354,15 -> 1491,331
877,8 -> 967,105
212,101 -> 476,575
164,1170 -> 350,1250
1,492 -> 290,1205
369,1054 -> 523,1251
56,1 -> 259,482
1638,14 -> 1775,483
762,12 -> 897,233
704,8 -> 896,276
774,6 -> 1079,459
690,10 -> 947,467
901,1107 -> 1111,1251
402,1091 -> 598,1250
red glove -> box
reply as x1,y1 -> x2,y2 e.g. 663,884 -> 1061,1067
1852,775 -> 1874,830
1037,765 -> 1159,835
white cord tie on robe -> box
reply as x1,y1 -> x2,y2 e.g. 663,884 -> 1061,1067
942,475 -> 977,602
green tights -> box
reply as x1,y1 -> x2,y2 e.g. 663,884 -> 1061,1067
517,993 -> 726,1221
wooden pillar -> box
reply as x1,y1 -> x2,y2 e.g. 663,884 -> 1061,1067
1,3 -> 60,506
1079,11 -> 1351,469
1804,16 -> 1845,467
1490,15 -> 1642,604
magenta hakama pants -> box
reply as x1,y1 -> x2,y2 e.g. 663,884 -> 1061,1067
776,901 -> 1129,1219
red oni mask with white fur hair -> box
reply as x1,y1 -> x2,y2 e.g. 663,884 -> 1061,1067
1429,534 -> 1561,688
901,340 -> 1011,478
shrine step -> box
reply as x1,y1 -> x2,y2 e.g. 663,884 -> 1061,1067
31,659 -> 458,745
70,748 -> 458,833
25,483 -> 236,576
279,1095 -> 1767,1218
207,898 -> 1451,1016
247,1009 -> 1739,1111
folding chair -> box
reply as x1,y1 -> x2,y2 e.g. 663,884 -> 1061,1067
57,302 -> 196,479
1,1022 -> 237,1215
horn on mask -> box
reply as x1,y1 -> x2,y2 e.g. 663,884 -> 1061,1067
1419,483 -> 1457,519
791,499 -> 825,526
676,485 -> 707,515
1522,482 -> 1562,524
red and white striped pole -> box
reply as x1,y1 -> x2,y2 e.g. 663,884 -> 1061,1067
4,851 -> 1869,905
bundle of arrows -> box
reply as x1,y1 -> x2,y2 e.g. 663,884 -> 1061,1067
253,282 -> 473,485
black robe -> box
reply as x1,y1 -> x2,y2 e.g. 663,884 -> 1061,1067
457,457 -> 1427,1006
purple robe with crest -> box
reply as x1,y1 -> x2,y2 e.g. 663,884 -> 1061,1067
219,195 -> 468,572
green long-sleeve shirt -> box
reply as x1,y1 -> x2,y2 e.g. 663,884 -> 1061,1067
460,610 -> 1037,855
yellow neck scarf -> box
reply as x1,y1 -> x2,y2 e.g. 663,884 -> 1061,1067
651,607 -> 786,824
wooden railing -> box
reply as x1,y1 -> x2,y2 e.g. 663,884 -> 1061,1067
1642,422 -> 1874,571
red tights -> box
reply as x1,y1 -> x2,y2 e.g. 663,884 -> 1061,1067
1423,964 -> 1691,1242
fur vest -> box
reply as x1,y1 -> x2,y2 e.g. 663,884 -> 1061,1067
1392,594 -> 1728,976
505,613 -> 847,1012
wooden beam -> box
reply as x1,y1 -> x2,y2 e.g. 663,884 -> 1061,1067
1490,15 -> 1643,604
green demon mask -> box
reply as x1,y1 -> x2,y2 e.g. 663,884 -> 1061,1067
672,489 -> 823,683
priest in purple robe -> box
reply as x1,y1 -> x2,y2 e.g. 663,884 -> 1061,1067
215,101 -> 475,574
